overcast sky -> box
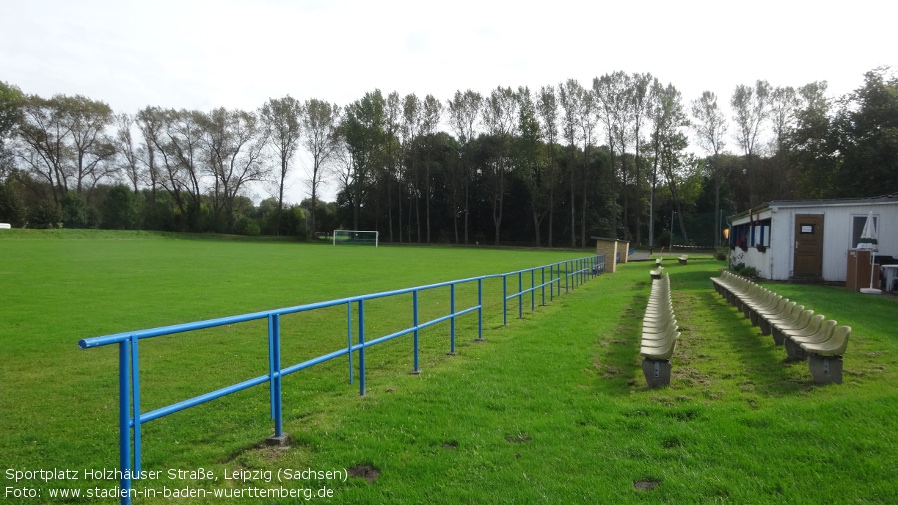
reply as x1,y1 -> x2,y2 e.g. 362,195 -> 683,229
2,0 -> 896,203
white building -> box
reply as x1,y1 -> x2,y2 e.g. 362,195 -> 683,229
727,195 -> 898,282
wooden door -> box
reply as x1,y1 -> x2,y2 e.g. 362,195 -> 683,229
793,214 -> 824,278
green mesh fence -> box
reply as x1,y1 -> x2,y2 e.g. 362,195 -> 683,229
670,211 -> 723,248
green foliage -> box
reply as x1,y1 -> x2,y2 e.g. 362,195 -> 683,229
0,178 -> 27,226
785,69 -> 898,199
833,67 -> 898,196
141,189 -> 178,231
8,68 -> 898,249
731,262 -> 759,278
61,190 -> 91,228
101,184 -> 141,229
286,205 -> 309,239
234,215 -> 260,236
343,90 -> 387,229
0,81 -> 24,156
28,202 -> 63,228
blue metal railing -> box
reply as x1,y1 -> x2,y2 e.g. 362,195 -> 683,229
79,254 -> 604,504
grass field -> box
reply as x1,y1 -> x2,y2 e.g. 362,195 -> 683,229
2,230 -> 898,504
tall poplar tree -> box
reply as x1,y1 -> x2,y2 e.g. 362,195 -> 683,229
301,99 -> 341,237
260,96 -> 302,236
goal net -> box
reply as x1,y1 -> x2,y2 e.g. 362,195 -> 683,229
332,229 -> 379,247
669,210 -> 723,249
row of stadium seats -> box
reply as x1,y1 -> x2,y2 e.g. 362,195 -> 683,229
711,270 -> 851,384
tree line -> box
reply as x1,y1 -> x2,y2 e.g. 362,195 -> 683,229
1,67 -> 896,247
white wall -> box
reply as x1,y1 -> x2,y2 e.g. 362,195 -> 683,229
763,203 -> 898,281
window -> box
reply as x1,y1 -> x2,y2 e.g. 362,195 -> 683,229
851,215 -> 878,249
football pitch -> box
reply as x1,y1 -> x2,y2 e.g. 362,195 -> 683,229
0,230 -> 593,503
2,230 -> 898,504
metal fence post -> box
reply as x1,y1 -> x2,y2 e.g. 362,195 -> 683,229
347,302 -> 353,385
268,314 -> 283,437
518,271 -> 523,319
130,334 -> 142,476
412,290 -> 420,374
118,340 -> 132,505
358,300 -> 365,396
502,275 -> 508,326
565,260 -> 570,293
477,278 -> 484,340
449,283 -> 457,355
531,269 -> 535,312
549,265 -> 554,302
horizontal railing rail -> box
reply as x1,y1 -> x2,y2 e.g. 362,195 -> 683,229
80,254 -> 604,504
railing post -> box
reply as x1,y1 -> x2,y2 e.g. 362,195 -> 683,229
130,335 -> 141,477
549,265 -> 554,302
565,260 -> 570,294
559,261 -> 563,296
358,300 -> 365,396
449,283 -> 457,355
412,290 -> 420,374
541,267 -> 546,306
268,314 -> 283,437
477,278 -> 484,340
118,340 -> 132,505
502,275 -> 508,326
518,271 -> 523,319
531,269 -> 536,312
347,302 -> 353,384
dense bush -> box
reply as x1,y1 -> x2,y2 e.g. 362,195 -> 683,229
0,180 -> 27,227
102,184 -> 141,230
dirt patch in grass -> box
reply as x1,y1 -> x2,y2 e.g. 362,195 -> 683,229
224,442 -> 291,464
633,480 -> 661,491
348,465 -> 381,483
505,433 -> 532,443
602,364 -> 628,379
674,366 -> 712,387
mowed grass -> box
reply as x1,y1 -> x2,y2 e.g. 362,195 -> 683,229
2,232 -> 898,504
0,230 -> 590,502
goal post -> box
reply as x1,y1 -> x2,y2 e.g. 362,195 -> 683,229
332,229 -> 379,247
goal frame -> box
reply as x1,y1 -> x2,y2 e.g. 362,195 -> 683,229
332,229 -> 379,247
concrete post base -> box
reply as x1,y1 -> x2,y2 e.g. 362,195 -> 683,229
266,433 -> 290,446
783,338 -> 807,361
808,355 -> 843,384
641,359 -> 671,388
769,328 -> 784,346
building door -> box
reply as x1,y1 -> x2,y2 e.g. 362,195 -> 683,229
793,214 -> 824,278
